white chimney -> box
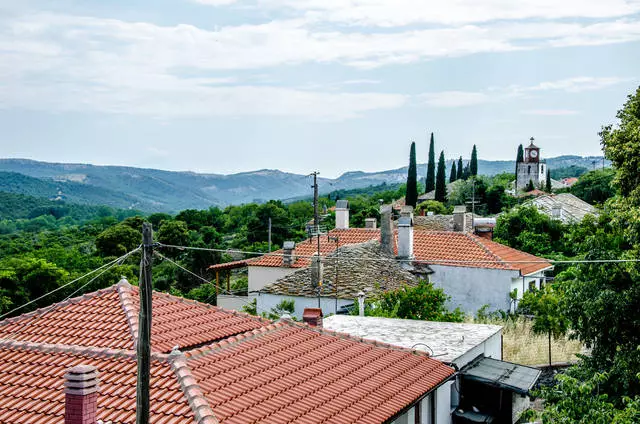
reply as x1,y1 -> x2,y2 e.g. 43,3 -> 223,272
397,206 -> 414,259
357,291 -> 365,317
364,218 -> 377,229
335,200 -> 349,229
453,205 -> 467,232
282,241 -> 296,266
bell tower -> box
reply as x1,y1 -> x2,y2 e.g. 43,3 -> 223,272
524,137 -> 540,163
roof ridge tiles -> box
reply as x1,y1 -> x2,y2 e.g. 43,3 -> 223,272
0,284 -> 119,327
0,338 -> 139,360
116,280 -> 139,348
169,351 -> 220,424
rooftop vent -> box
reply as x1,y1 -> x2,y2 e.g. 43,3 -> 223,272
64,365 -> 99,424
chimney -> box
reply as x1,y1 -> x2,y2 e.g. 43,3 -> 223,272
380,205 -> 394,255
551,205 -> 563,220
335,200 -> 349,229
397,206 -> 414,259
357,291 -> 365,317
453,205 -> 467,232
64,365 -> 99,424
282,241 -> 296,266
364,218 -> 377,229
303,308 -> 323,327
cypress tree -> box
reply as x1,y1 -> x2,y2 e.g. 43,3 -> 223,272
470,144 -> 478,176
526,180 -> 535,192
515,144 -> 524,177
435,151 -> 447,202
546,169 -> 552,192
425,132 -> 436,193
457,156 -> 463,180
449,162 -> 457,183
406,142 -> 418,207
463,163 -> 470,180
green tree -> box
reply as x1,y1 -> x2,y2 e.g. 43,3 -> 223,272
571,168 -> 616,204
494,206 -> 566,256
457,157 -> 463,180
425,132 -> 436,193
470,144 -> 478,176
95,224 -> 141,257
449,162 -> 457,183
246,201 -> 289,247
360,280 -> 464,322
518,285 -> 569,366
406,142 -> 419,207
157,220 -> 190,254
434,151 -> 447,203
525,180 -> 535,192
545,169 -> 552,193
416,200 -> 448,215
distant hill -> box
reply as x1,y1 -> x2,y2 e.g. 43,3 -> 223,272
0,156 -> 609,212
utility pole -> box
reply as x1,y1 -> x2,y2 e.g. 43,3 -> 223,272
471,178 -> 476,230
309,171 -> 321,307
268,217 -> 272,253
137,223 -> 153,424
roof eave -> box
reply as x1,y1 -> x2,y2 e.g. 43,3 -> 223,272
522,264 -> 554,276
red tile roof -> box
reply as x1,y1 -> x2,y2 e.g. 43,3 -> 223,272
249,228 -> 381,268
185,322 -> 454,424
0,281 -> 269,354
208,259 -> 251,271
413,231 -> 551,275
0,340 -> 192,424
0,291 -> 454,424
247,227 -> 550,276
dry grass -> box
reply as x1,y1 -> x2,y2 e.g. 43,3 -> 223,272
474,317 -> 584,366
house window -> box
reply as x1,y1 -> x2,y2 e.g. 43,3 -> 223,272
529,280 -> 536,291
528,166 -> 531,174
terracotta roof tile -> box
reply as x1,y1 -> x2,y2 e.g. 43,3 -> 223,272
185,323 -> 454,424
0,282 -> 269,354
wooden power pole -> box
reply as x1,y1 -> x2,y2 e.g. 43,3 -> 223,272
137,222 -> 153,424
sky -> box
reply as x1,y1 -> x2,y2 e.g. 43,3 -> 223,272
0,1 -> 639,178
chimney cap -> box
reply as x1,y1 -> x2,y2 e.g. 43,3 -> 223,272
398,216 -> 412,226
64,364 -> 99,396
453,205 -> 467,214
336,200 -> 349,209
283,241 -> 295,250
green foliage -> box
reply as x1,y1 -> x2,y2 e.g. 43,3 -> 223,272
416,200 -> 448,215
601,85 -> 640,203
546,169 -> 552,193
494,206 -> 567,256
550,165 -> 589,179
264,299 -> 295,320
157,220 -> 190,248
457,157 -> 463,180
425,132 -> 436,193
535,371 -> 640,423
185,283 -> 217,305
526,179 -> 535,192
406,142 -> 418,207
434,151 -> 447,203
470,144 -> 478,176
358,280 -> 464,322
242,298 -> 257,315
95,224 -> 141,256
449,162 -> 457,183
571,168 -> 616,204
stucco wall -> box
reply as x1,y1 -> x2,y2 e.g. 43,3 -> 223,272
430,265 -> 520,314
217,294 -> 254,312
248,266 -> 297,292
453,331 -> 502,368
257,293 -> 353,319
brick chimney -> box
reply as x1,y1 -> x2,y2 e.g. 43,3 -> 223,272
397,206 -> 414,259
64,364 -> 99,424
364,218 -> 377,229
335,200 -> 349,229
282,241 -> 296,266
303,308 -> 323,327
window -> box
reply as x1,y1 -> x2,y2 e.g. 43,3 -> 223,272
528,166 -> 531,174
529,280 -> 536,291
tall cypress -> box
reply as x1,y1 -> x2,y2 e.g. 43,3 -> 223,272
425,132 -> 436,193
470,144 -> 478,176
516,143 -> 524,175
449,161 -> 457,183
457,156 -> 463,180
406,142 -> 418,207
545,169 -> 552,193
435,151 -> 447,202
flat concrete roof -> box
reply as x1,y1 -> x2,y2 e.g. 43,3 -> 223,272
323,315 -> 502,363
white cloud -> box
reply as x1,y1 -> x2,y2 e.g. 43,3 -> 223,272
419,91 -> 491,107
526,76 -> 632,92
521,109 -> 580,116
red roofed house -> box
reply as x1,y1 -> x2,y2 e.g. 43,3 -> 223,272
247,205 -> 552,318
0,279 -> 455,423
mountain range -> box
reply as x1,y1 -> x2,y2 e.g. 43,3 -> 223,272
0,156 -> 609,213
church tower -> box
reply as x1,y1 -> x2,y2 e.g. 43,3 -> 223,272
516,137 -> 547,192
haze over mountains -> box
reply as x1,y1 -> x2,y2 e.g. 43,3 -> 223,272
0,157 -> 609,212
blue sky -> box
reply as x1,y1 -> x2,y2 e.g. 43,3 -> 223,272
1,0 -> 639,178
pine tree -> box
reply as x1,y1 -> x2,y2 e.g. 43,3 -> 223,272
546,169 -> 552,193
457,156 -> 463,180
425,132 -> 435,193
406,142 -> 418,207
435,151 -> 447,202
449,162 -> 457,183
470,144 -> 478,176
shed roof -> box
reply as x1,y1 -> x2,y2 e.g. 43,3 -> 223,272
460,357 -> 541,395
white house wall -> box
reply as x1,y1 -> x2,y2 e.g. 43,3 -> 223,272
248,266 -> 297,293
257,293 -> 353,319
217,294 -> 253,312
452,331 -> 503,368
430,265 -> 520,315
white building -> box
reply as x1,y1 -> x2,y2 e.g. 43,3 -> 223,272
516,138 -> 547,192
324,315 -> 541,424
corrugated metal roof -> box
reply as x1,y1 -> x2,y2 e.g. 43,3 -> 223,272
460,357 -> 541,395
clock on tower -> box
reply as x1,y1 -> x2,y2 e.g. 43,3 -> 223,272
525,137 -> 540,163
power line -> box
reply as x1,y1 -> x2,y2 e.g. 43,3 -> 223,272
157,243 -> 640,265
0,247 -> 141,321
